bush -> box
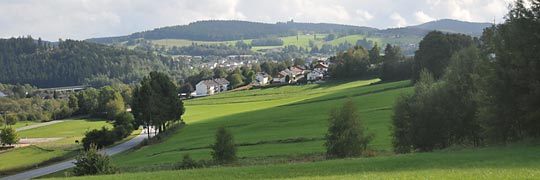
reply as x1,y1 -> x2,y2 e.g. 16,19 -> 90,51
176,154 -> 202,169
73,144 -> 116,176
82,127 -> 116,150
113,112 -> 135,139
0,127 -> 19,146
325,99 -> 373,158
211,127 -> 237,164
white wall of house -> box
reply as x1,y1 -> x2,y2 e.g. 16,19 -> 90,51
273,77 -> 286,83
220,84 -> 228,92
307,71 -> 324,81
196,80 -> 229,96
256,75 -> 268,85
195,82 -> 210,96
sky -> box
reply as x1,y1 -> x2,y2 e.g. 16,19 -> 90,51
0,0 -> 515,41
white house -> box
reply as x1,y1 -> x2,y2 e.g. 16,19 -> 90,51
273,69 -> 296,83
195,78 -> 230,96
255,72 -> 269,85
313,63 -> 328,72
290,66 -> 305,76
307,70 -> 325,81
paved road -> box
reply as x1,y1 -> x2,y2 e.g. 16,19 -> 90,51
0,127 -> 155,180
15,115 -> 89,132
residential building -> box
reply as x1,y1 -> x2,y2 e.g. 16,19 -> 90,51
255,72 -> 269,85
195,78 -> 230,96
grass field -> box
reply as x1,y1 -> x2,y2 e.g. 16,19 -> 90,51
148,33 -> 421,52
39,79 -> 540,179
110,79 -> 412,170
47,143 -> 540,180
0,119 -> 112,173
0,121 -> 41,129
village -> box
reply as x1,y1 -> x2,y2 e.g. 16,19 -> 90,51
193,59 -> 329,97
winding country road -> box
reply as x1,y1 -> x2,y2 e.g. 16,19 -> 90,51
0,127 -> 155,180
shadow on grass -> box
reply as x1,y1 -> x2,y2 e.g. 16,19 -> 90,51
141,80 -> 412,158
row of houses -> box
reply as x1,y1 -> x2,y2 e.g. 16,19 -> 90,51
194,60 -> 329,97
272,62 -> 329,84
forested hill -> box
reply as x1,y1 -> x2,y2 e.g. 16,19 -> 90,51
0,37 -> 190,88
375,19 -> 491,38
86,20 -> 377,43
409,19 -> 492,36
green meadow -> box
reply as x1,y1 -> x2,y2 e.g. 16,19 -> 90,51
110,79 -> 412,170
38,79 -> 540,179
0,119 -> 111,174
0,121 -> 41,129
148,33 -> 421,52
47,143 -> 540,180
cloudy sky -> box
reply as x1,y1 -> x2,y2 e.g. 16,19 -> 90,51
0,0 -> 514,41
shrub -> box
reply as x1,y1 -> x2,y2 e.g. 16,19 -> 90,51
325,99 -> 373,158
211,127 -> 237,164
0,127 -> 19,146
73,144 -> 116,176
176,154 -> 202,169
82,127 -> 115,150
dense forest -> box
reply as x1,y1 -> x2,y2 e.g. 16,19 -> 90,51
0,37 -> 193,88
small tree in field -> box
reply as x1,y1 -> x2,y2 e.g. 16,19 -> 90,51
73,144 -> 116,176
0,127 -> 19,146
325,99 -> 373,158
211,127 -> 237,164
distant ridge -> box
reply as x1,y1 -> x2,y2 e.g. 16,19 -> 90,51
85,19 -> 492,44
86,20 -> 377,44
409,19 -> 492,36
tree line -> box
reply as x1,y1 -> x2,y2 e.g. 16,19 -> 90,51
392,0 -> 540,153
329,44 -> 412,81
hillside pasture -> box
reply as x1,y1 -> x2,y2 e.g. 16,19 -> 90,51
111,80 -> 413,170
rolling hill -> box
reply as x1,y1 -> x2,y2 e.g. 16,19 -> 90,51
41,79 -> 540,179
410,19 -> 492,36
86,20 -> 377,44
86,19 -> 491,46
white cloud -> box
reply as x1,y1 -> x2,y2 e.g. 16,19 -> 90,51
0,0 -> 512,41
356,9 -> 375,22
415,11 -> 436,23
390,12 -> 407,27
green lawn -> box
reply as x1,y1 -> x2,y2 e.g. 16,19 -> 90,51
46,144 -> 540,180
0,119 -> 111,173
111,79 -> 413,169
0,121 -> 41,129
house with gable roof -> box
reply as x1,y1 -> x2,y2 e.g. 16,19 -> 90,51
195,78 -> 230,96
